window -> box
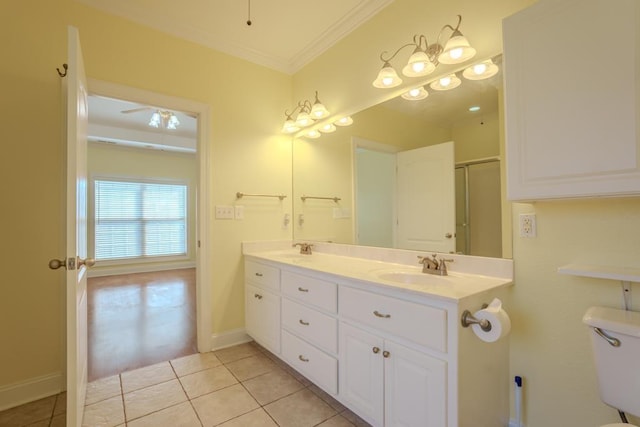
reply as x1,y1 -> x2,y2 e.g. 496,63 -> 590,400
94,179 -> 187,261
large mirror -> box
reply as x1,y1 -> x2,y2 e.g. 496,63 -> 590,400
292,61 -> 510,258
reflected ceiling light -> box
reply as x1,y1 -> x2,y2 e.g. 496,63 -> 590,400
372,15 -> 476,89
469,105 -> 481,112
334,116 -> 354,126
401,86 -> 429,101
149,110 -> 180,130
430,74 -> 462,91
319,123 -> 337,133
463,59 -> 499,80
282,91 -> 330,133
306,129 -> 321,139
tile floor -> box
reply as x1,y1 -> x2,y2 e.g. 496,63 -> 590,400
0,342 -> 372,427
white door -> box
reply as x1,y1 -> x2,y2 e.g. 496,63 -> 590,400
396,142 -> 456,253
65,26 -> 90,427
384,341 -> 447,427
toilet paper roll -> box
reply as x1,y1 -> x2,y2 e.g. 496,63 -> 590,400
471,298 -> 511,343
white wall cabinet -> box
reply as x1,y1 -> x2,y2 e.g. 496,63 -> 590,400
503,0 -> 640,200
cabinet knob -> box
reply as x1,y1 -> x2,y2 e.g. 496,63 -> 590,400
298,355 -> 309,362
254,293 -> 263,300
298,287 -> 309,292
383,350 -> 390,358
255,272 -> 263,277
373,310 -> 391,319
372,347 -> 380,354
299,319 -> 309,326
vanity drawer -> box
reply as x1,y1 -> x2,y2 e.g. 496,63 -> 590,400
282,330 -> 338,395
282,298 -> 338,354
339,286 -> 447,353
245,260 -> 280,291
281,271 -> 337,313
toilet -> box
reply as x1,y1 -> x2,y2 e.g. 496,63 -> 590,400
583,306 -> 640,427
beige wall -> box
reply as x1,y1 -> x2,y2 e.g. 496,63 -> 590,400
87,143 -> 198,274
0,0 -> 291,400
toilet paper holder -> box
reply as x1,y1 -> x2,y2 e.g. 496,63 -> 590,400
461,304 -> 492,332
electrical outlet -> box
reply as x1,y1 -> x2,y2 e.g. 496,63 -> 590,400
215,205 -> 234,219
519,213 -> 536,237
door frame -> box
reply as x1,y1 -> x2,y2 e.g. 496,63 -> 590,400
87,79 -> 212,353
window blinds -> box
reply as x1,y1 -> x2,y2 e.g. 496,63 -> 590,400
94,180 -> 187,261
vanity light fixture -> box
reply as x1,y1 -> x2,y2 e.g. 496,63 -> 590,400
306,129 -> 322,139
462,59 -> 499,80
282,91 -> 330,134
319,123 -> 337,133
149,110 -> 180,130
372,15 -> 476,89
401,86 -> 429,101
430,74 -> 462,91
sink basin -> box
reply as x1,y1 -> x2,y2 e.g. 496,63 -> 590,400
374,269 -> 451,286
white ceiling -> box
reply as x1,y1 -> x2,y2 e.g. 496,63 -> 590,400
75,0 -> 393,74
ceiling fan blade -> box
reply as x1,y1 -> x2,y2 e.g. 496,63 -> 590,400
121,107 -> 152,114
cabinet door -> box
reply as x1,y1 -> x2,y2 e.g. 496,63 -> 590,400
504,0 -> 640,200
339,323 -> 384,427
245,284 -> 280,353
384,341 -> 447,427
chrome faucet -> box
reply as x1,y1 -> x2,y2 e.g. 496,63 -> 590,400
293,242 -> 313,255
418,254 -> 454,276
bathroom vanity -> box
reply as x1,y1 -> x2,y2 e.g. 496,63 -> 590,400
243,241 -> 513,427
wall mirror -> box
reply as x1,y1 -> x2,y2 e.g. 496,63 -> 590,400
292,60 -> 510,258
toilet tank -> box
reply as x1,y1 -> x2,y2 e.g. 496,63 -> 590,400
583,306 -> 640,418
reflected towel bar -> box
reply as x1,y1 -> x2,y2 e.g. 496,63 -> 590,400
236,192 -> 286,200
301,195 -> 341,203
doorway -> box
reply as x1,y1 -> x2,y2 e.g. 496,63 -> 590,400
85,80 -> 212,380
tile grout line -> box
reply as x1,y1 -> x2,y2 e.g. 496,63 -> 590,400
169,358 -> 205,427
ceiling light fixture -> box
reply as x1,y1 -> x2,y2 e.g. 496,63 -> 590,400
282,91 -> 330,134
148,110 -> 180,130
372,15 -> 476,89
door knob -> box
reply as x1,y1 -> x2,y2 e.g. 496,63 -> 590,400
48,258 -> 67,270
78,258 -> 95,268
445,233 -> 453,239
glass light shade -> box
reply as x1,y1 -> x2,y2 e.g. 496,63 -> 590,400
295,111 -> 314,127
438,32 -> 476,64
310,102 -> 330,119
372,63 -> 402,88
319,123 -> 337,133
306,129 -> 321,139
430,74 -> 462,91
402,50 -> 436,77
149,111 -> 161,128
401,87 -> 429,101
462,60 -> 499,80
167,114 -> 180,130
334,116 -> 353,126
281,119 -> 300,134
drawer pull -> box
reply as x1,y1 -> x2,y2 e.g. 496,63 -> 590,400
383,350 -> 390,358
255,272 -> 263,277
372,347 -> 380,354
299,319 -> 310,326
298,355 -> 309,362
254,294 -> 263,300
373,310 -> 391,318
298,287 -> 309,293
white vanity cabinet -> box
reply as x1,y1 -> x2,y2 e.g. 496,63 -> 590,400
503,0 -> 640,200
339,286 -> 446,427
244,261 -> 281,354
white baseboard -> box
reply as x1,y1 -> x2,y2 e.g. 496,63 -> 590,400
0,372 -> 64,412
210,328 -> 252,351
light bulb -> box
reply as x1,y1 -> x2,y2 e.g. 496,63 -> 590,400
448,47 -> 463,60
473,63 -> 487,75
440,77 -> 452,87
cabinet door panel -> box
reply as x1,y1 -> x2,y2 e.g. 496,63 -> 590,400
384,341 -> 447,427
504,0 -> 640,200
245,284 -> 280,353
339,323 -> 384,427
